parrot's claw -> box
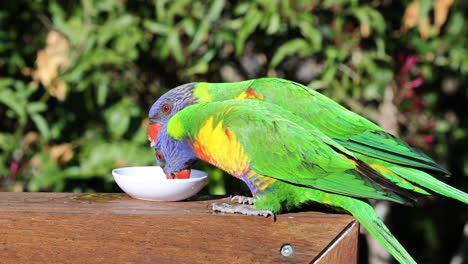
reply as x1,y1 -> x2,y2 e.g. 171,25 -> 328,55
230,195 -> 254,205
212,203 -> 275,219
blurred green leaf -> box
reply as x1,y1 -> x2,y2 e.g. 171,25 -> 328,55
65,141 -> 154,180
270,39 -> 309,68
189,20 -> 210,52
299,21 -> 322,51
168,29 -> 184,64
144,20 -> 171,35
0,87 -> 27,125
207,168 -> 226,195
266,14 -> 280,35
447,12 -> 464,35
27,102 -> 47,113
27,153 -> 63,191
104,98 -> 139,140
207,0 -> 224,21
31,113 -> 50,140
97,77 -> 110,106
235,7 -> 261,56
0,133 -> 15,152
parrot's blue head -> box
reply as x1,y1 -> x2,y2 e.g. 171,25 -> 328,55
148,82 -> 197,147
155,125 -> 198,179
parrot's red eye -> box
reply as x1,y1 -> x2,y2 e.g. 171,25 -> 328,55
161,103 -> 171,114
156,151 -> 165,161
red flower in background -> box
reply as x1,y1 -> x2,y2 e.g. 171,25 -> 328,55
9,160 -> 19,180
396,54 -> 425,105
394,54 -> 436,149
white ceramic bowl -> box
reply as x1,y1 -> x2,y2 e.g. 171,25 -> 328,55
112,166 -> 208,201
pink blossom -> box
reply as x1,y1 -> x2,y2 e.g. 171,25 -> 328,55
408,77 -> 424,89
9,160 -> 19,179
423,135 -> 436,149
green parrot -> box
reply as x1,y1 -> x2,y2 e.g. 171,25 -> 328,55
149,78 -> 461,199
148,78 -> 468,264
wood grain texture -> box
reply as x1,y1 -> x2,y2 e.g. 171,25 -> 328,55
313,220 -> 359,263
0,192 -> 358,263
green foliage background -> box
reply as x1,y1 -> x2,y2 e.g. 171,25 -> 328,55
1,1 -> 467,263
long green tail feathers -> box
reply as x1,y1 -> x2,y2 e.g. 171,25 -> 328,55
315,165 -> 468,264
336,197 -> 417,264
390,167 -> 468,205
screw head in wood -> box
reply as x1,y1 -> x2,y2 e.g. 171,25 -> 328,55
280,243 -> 294,257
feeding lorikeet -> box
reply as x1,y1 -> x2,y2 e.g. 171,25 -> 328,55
148,78 -> 468,264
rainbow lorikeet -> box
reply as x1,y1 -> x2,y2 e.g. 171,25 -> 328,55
148,78 -> 468,264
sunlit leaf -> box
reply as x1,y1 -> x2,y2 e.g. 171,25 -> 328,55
0,88 -> 27,125
189,20 -> 209,51
266,14 -> 280,35
31,113 -> 50,140
104,99 -> 140,140
168,29 -> 184,63
144,20 -> 171,35
207,0 -> 224,20
97,77 -> 109,106
27,102 -> 47,113
235,8 -> 261,56
270,39 -> 309,68
299,21 -> 322,51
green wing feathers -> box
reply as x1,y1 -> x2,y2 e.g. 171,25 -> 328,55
194,77 -> 450,176
389,167 -> 468,204
168,100 -> 421,204
335,132 -> 450,175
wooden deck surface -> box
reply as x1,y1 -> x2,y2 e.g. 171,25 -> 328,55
0,192 -> 358,263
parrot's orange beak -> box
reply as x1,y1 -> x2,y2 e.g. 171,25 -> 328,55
148,122 -> 162,147
166,169 -> 191,179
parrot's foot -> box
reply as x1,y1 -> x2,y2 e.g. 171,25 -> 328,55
212,203 -> 275,219
230,195 -> 254,205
